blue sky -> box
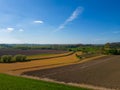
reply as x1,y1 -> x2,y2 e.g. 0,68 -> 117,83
0,0 -> 120,44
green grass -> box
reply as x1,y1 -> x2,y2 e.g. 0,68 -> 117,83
27,53 -> 56,60
0,74 -> 90,90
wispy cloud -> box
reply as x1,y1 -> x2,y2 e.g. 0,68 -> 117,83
0,27 -> 14,33
0,27 -> 25,33
6,28 -> 14,32
55,6 -> 84,32
18,29 -> 24,32
33,20 -> 44,24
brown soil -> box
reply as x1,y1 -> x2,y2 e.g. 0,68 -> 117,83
22,55 -> 120,90
0,49 -> 67,56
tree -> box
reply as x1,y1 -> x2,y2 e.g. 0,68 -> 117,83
13,55 -> 27,62
104,43 -> 110,50
0,55 -> 12,63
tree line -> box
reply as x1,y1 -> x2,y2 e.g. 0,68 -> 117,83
103,43 -> 120,55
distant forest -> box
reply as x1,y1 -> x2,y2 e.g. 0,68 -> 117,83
0,42 -> 120,50
0,44 -> 86,50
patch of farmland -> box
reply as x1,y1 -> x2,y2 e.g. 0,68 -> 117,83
27,51 -> 74,60
0,49 -> 67,56
0,52 -> 78,74
22,55 -> 120,90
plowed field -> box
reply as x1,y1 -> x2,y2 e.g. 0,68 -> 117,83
22,55 -> 120,90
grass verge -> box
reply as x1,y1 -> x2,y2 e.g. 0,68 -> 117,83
0,74 -> 90,90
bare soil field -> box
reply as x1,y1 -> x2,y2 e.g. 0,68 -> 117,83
0,49 -> 67,56
22,55 -> 120,90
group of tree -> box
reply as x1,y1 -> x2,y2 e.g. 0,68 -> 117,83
0,54 -> 27,63
103,43 -> 120,55
0,44 -> 101,51
104,49 -> 120,55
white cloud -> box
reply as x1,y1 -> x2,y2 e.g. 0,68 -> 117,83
6,28 -> 14,32
0,27 -> 25,33
19,29 -> 24,32
66,7 -> 83,22
55,6 -> 84,32
33,20 -> 44,24
0,27 -> 14,33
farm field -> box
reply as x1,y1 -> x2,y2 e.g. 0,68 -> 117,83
0,49 -> 67,56
22,55 -> 120,90
0,0 -> 120,90
27,53 -> 57,60
0,51 -> 79,74
0,74 -> 89,90
27,51 -> 74,60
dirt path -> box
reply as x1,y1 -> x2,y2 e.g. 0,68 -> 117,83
22,55 -> 120,90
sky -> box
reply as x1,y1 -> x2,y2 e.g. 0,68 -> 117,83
0,0 -> 120,44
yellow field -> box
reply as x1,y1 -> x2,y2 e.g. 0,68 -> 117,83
0,52 -> 78,74
0,51 -> 104,75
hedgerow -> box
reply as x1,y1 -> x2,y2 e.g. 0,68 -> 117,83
0,55 -> 27,63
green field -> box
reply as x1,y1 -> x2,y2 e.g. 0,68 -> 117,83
27,53 -> 56,60
0,74 -> 90,90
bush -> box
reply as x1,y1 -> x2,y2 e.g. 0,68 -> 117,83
13,54 -> 27,62
76,54 -> 83,59
0,54 -> 27,63
0,55 -> 12,63
104,49 -> 120,55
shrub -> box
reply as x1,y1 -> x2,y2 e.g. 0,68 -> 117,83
0,54 -> 27,63
13,54 -> 27,62
76,54 -> 83,59
0,55 -> 12,63
104,49 -> 120,55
